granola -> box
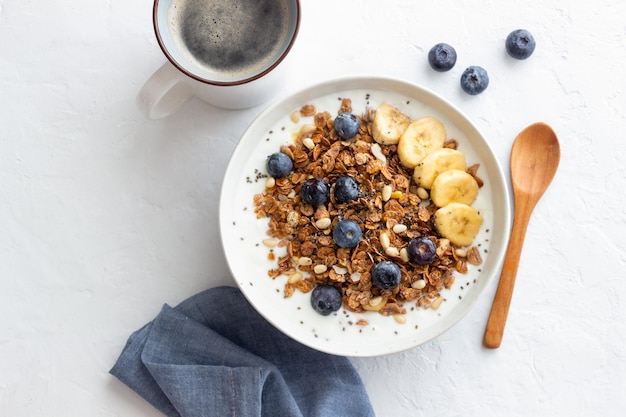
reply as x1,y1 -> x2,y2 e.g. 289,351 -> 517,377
253,99 -> 483,317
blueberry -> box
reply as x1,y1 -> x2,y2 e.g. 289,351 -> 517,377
407,236 -> 437,265
333,176 -> 359,204
505,29 -> 536,60
428,43 -> 457,72
371,261 -> 402,291
266,152 -> 293,178
300,178 -> 330,206
310,284 -> 342,316
334,112 -> 360,140
332,219 -> 362,249
460,66 -> 489,95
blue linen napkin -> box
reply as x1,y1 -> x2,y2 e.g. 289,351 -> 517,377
110,285 -> 375,417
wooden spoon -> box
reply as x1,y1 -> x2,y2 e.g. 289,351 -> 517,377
484,122 -> 560,348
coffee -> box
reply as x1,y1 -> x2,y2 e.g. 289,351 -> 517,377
168,0 -> 292,80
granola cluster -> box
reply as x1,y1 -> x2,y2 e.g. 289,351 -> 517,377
253,98 -> 482,318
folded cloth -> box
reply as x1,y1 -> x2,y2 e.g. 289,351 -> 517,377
110,285 -> 375,417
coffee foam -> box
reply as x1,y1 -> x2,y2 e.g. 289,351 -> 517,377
168,0 -> 292,81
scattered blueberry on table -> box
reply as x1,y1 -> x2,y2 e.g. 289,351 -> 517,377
428,43 -> 457,72
505,29 -> 536,60
460,65 -> 489,95
426,30 -> 535,94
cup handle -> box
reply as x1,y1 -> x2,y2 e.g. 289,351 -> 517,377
137,62 -> 194,119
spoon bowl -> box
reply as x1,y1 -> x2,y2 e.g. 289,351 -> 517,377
510,123 -> 561,198
484,122 -> 560,348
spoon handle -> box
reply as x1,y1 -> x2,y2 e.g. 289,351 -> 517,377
483,203 -> 533,348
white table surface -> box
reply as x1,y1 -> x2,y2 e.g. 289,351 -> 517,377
2,1 -> 625,416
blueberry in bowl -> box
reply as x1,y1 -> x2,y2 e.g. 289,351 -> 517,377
300,178 -> 330,206
334,112 -> 360,139
407,236 -> 437,265
371,261 -> 402,291
333,176 -> 359,204
266,152 -> 293,178
332,219 -> 362,249
310,284 -> 342,316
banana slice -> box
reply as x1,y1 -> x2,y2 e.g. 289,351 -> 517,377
434,202 -> 484,247
430,169 -> 479,207
413,148 -> 467,189
372,103 -> 411,145
397,117 -> 446,168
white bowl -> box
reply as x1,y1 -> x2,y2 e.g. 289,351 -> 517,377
219,76 -> 510,357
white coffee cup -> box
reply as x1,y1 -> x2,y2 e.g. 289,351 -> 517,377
138,0 -> 301,119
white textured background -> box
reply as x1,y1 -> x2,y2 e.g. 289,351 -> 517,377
2,0 -> 625,416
